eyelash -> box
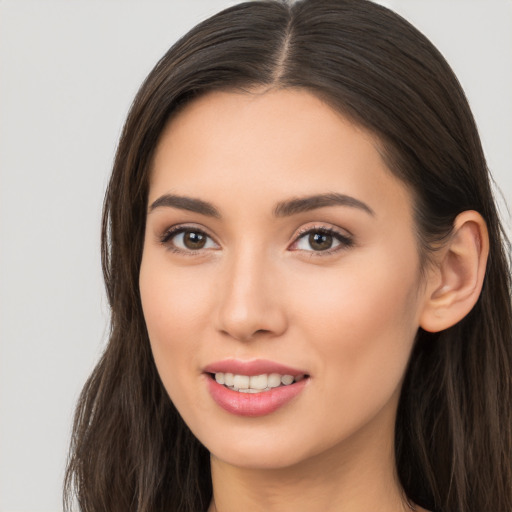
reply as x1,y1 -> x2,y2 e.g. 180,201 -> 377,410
159,225 -> 218,255
159,224 -> 354,256
290,225 -> 354,255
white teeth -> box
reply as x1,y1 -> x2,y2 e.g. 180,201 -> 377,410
233,374 -> 249,389
213,372 -> 306,392
281,374 -> 294,385
249,374 -> 268,390
267,373 -> 281,388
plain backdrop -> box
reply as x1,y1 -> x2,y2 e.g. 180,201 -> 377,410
1,1 -> 511,511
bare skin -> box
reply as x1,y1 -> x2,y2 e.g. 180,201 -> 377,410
140,88 -> 487,512
207,384 -> 421,512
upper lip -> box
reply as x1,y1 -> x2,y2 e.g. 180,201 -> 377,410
203,359 -> 308,377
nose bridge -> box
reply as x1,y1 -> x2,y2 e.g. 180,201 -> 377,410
215,243 -> 286,341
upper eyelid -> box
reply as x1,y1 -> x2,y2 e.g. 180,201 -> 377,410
292,223 -> 353,240
159,224 -> 220,249
289,225 -> 354,252
160,223 -> 215,239
159,225 -> 221,256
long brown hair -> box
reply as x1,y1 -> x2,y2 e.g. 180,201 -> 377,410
64,1 -> 512,511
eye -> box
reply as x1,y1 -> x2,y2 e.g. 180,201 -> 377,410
161,226 -> 219,253
290,227 -> 353,253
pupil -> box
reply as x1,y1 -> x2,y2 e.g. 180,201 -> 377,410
309,232 -> 333,251
184,231 -> 206,249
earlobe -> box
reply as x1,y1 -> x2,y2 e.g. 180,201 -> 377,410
419,211 -> 489,333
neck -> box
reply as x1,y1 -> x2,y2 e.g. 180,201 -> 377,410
208,403 -> 415,512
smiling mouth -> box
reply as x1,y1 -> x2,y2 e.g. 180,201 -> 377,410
209,372 -> 309,393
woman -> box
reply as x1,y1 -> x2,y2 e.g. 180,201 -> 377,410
64,1 -> 512,511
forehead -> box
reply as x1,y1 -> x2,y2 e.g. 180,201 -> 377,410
149,88 -> 413,223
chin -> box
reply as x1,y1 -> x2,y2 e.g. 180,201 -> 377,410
210,442 -> 308,470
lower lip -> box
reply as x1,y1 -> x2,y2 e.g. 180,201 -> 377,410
206,376 -> 308,417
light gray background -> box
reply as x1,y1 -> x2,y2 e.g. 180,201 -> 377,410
1,1 -> 511,511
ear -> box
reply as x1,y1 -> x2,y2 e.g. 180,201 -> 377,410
419,210 -> 489,333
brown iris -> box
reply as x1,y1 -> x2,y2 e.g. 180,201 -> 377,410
309,231 -> 333,251
183,230 -> 207,250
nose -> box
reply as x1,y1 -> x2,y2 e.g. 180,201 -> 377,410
214,248 -> 288,342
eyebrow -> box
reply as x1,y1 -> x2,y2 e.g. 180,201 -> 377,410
149,194 -> 221,218
148,192 -> 374,218
273,193 -> 375,217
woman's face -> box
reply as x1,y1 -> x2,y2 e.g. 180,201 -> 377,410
140,89 -> 429,470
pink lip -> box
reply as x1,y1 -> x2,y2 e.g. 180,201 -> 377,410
203,358 -> 308,377
205,376 -> 308,417
203,359 -> 310,417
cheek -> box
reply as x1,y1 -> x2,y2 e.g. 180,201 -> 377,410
288,246 -> 422,401
139,251 -> 215,394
